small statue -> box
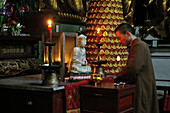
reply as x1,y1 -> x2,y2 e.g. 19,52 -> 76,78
70,34 -> 91,73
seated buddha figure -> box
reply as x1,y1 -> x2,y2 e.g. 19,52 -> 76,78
70,34 -> 91,73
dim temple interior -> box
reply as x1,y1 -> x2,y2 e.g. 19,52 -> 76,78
0,0 -> 170,113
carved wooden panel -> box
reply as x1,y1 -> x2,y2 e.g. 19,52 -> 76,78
0,36 -> 40,59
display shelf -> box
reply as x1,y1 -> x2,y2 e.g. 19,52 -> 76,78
85,0 -> 128,76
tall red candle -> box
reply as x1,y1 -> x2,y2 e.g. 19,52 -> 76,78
97,28 -> 100,43
48,19 -> 52,41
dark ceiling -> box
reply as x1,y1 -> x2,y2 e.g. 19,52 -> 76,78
7,0 -> 169,38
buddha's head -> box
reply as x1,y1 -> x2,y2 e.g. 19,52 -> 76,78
77,34 -> 87,48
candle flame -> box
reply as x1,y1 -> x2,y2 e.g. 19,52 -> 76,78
48,19 -> 52,27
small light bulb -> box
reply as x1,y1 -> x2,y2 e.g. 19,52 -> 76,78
117,55 -> 120,61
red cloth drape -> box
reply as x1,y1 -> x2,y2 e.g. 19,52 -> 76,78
61,77 -> 114,113
62,80 -> 90,113
102,77 -> 114,83
164,94 -> 170,111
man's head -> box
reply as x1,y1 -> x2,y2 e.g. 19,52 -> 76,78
114,23 -> 135,46
77,34 -> 87,48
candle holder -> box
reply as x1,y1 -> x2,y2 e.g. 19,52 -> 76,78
40,41 -> 60,86
44,42 -> 56,66
92,43 -> 107,78
40,64 -> 60,86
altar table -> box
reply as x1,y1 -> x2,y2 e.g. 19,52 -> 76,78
0,74 -> 134,113
0,74 -> 65,113
80,83 -> 136,113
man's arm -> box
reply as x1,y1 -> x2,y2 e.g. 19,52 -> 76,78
117,44 -> 146,82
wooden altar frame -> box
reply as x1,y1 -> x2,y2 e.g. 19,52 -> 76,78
42,32 -> 78,81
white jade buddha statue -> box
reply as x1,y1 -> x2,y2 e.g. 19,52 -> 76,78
70,34 -> 91,73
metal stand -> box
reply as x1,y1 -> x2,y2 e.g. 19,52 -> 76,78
41,65 -> 60,86
44,42 -> 56,66
92,44 -> 107,78
40,42 -> 60,86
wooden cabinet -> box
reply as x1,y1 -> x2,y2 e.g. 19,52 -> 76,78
0,35 -> 41,59
80,83 -> 136,113
0,75 -> 66,113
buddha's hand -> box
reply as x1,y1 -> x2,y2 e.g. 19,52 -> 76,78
81,63 -> 87,66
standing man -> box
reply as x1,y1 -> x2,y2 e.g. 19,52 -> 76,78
114,23 -> 159,113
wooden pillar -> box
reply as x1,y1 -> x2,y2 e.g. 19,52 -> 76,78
60,32 -> 65,81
